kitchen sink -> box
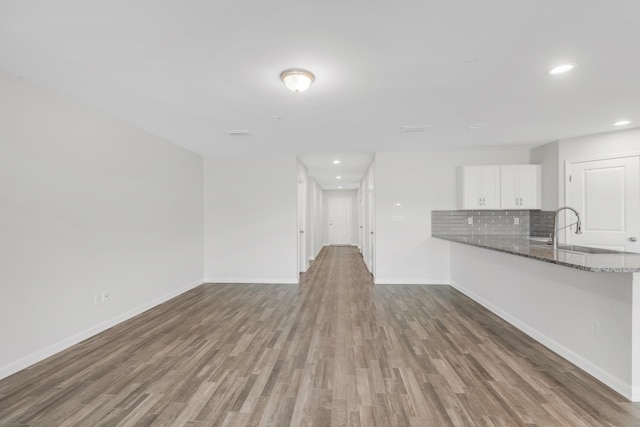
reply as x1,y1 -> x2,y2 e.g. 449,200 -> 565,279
556,244 -> 627,255
527,238 -> 629,254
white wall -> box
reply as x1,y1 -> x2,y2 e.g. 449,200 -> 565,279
374,149 -> 530,285
450,243 -> 638,400
204,156 -> 298,284
530,140 -> 559,210
323,190 -> 359,246
0,68 -> 204,380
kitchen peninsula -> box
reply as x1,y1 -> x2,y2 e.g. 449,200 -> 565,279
432,211 -> 640,402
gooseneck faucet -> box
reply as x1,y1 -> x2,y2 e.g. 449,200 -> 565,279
548,207 -> 583,249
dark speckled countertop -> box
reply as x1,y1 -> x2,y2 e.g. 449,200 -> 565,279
434,235 -> 640,273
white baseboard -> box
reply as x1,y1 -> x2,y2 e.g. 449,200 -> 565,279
204,278 -> 298,284
0,279 -> 204,382
449,279 -> 633,401
374,278 -> 449,285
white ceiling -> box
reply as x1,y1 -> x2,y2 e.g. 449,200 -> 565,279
1,1 -> 639,190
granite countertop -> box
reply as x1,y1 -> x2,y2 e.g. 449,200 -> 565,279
434,235 -> 640,273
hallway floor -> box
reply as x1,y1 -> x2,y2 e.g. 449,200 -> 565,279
1,246 -> 639,426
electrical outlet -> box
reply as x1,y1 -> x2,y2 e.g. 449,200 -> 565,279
101,290 -> 110,303
467,217 -> 473,225
590,319 -> 600,336
514,217 -> 520,225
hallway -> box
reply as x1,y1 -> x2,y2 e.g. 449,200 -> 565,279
1,246 -> 639,426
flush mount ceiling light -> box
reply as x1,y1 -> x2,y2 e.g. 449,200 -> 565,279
549,64 -> 575,75
333,159 -> 341,165
614,120 -> 631,126
336,176 -> 342,180
280,68 -> 315,93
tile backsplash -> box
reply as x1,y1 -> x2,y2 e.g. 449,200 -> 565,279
431,210 -> 554,237
530,210 -> 555,237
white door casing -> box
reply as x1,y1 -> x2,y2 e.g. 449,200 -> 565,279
568,156 -> 640,253
328,197 -> 352,245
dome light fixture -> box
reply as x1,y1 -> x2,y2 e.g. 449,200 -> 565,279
280,68 -> 315,93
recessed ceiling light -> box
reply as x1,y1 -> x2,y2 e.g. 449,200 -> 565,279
549,64 -> 575,75
614,120 -> 631,126
333,160 -> 341,164
280,68 -> 315,93
338,186 -> 342,189
336,176 -> 342,180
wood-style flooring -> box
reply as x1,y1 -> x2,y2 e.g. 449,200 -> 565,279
1,246 -> 640,426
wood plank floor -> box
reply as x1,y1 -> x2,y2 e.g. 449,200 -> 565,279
2,246 -> 640,426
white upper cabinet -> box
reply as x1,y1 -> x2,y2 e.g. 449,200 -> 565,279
457,166 -> 501,209
458,164 -> 541,210
500,165 -> 541,209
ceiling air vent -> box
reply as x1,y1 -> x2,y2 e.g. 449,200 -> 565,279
400,125 -> 430,133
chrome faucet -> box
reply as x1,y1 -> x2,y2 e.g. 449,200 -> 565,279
548,206 -> 582,249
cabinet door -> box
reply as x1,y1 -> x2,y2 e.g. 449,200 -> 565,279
461,166 -> 483,209
500,166 -> 519,209
481,166 -> 501,209
517,165 -> 541,209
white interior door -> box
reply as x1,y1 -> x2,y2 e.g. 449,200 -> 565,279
328,198 -> 352,245
568,156 -> 640,253
298,179 -> 307,274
